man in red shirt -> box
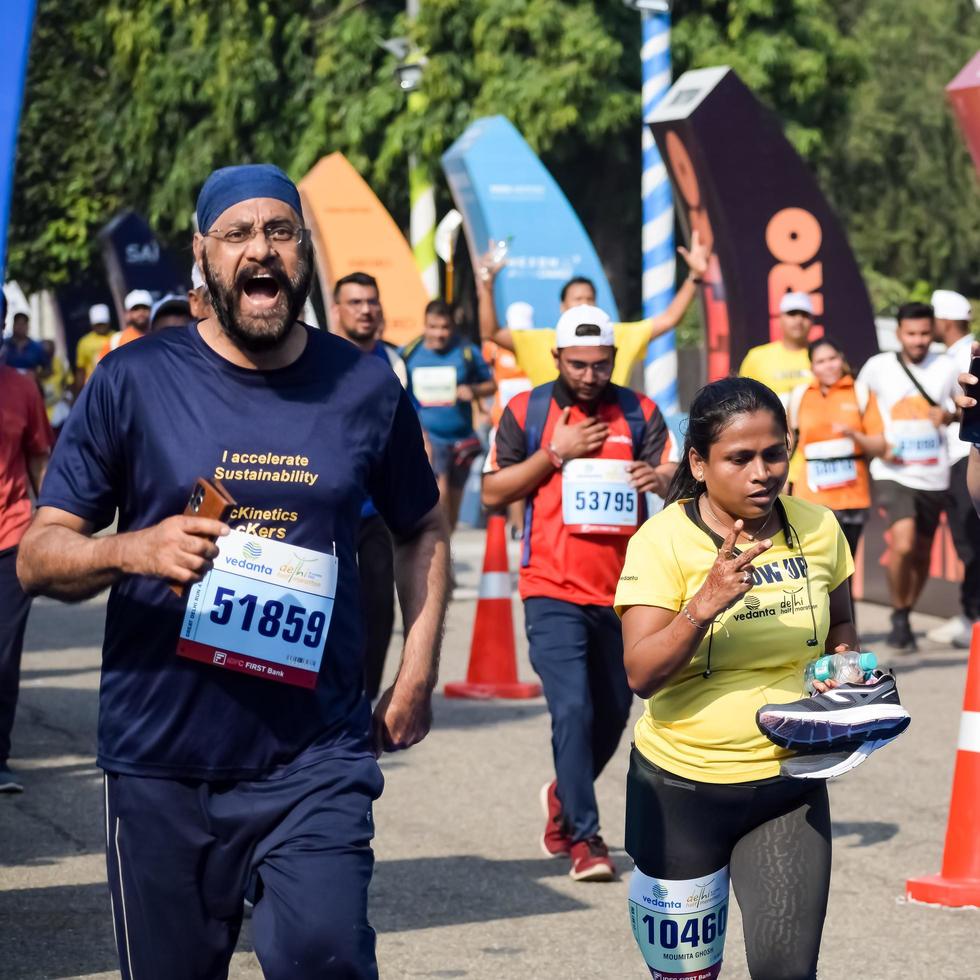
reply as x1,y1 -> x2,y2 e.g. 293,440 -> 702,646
0,295 -> 54,791
483,306 -> 677,881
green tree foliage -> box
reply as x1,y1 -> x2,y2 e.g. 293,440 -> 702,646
820,0 -> 980,306
8,0 -> 980,319
8,0 -> 122,288
671,0 -> 863,163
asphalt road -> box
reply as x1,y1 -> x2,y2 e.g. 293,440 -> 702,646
1,528 -> 977,979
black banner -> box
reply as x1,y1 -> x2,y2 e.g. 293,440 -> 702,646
648,67 -> 879,379
98,210 -> 187,321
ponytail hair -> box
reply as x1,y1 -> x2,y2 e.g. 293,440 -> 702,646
665,377 -> 789,505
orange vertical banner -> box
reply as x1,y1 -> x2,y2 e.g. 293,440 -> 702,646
299,153 -> 429,347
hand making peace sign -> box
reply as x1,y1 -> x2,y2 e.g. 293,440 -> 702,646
690,520 -> 773,623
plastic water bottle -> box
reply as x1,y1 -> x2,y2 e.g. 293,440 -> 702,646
804,651 -> 877,694
490,237 -> 511,266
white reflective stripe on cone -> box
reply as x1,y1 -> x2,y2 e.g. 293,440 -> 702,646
478,572 -> 512,600
958,711 -> 980,754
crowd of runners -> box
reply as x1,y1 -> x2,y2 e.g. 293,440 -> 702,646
1,162 -> 978,979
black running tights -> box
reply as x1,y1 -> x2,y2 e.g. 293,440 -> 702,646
626,747 -> 832,980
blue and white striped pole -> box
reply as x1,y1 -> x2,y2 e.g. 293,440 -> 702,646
640,11 -> 678,413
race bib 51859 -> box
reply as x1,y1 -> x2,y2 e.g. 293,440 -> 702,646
178,530 -> 337,689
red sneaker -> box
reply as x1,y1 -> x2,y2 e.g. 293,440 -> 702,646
569,836 -> 615,882
539,780 -> 572,858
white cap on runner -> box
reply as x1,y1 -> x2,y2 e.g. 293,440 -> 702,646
931,289 -> 971,322
555,305 -> 614,349
505,301 -> 535,330
89,303 -> 111,326
124,289 -> 153,311
779,291 -> 814,315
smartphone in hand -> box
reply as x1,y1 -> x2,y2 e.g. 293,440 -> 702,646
960,357 -> 980,444
168,478 -> 236,596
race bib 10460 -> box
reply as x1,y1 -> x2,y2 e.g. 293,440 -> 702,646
177,530 -> 338,689
629,867 -> 729,980
562,458 -> 638,535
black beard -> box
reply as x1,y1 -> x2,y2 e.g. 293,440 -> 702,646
202,247 -> 313,353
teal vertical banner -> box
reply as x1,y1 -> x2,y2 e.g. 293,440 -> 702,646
0,0 -> 37,277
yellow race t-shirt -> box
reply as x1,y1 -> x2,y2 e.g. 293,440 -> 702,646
738,342 -> 812,405
75,330 -> 115,382
615,495 -> 853,784
511,321 -> 654,388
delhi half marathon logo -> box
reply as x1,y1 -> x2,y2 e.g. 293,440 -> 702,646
242,541 -> 263,559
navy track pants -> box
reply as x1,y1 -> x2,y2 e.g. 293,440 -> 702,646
103,751 -> 383,979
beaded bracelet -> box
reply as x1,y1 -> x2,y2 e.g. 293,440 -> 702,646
682,605 -> 709,631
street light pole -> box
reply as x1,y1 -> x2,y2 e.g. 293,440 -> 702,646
635,4 -> 678,412
406,0 -> 439,298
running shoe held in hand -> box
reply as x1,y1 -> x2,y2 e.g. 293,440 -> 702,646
779,735 -> 899,780
756,670 -> 911,751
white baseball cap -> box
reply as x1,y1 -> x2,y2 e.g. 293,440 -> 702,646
779,291 -> 815,316
88,303 -> 111,326
931,289 -> 971,322
555,305 -> 615,349
124,288 -> 153,311
191,263 -> 205,290
505,301 -> 534,330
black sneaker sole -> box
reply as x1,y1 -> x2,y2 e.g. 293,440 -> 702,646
757,708 -> 910,749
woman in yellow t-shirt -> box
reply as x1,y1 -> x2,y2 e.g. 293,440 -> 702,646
615,377 -> 858,980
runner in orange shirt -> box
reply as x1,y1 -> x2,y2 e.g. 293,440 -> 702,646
788,337 -> 887,559
99,289 -> 153,361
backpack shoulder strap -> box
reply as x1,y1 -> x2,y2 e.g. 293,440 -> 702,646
787,382 -> 809,432
894,351 -> 938,407
853,380 -> 870,416
383,343 -> 408,388
613,386 -> 647,458
401,336 -> 423,363
519,381 -> 556,569
524,382 -> 556,457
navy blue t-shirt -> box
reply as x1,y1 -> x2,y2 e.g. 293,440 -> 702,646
39,323 -> 438,780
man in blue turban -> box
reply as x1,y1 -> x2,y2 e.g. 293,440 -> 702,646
194,163 -> 312,358
17,164 -> 450,978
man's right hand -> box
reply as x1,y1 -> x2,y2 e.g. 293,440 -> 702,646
955,341 -> 980,411
549,407 -> 609,461
124,516 -> 229,585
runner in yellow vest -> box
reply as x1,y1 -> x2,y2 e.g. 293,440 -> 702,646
478,231 -> 710,387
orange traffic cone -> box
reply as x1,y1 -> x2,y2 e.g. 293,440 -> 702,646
906,623 -> 980,907
444,515 -> 542,700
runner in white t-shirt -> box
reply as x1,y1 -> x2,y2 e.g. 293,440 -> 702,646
857,301 -> 959,650
929,290 -> 977,647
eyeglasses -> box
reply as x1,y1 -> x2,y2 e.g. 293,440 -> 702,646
564,358 -> 614,376
204,222 -> 310,248
340,298 -> 381,309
